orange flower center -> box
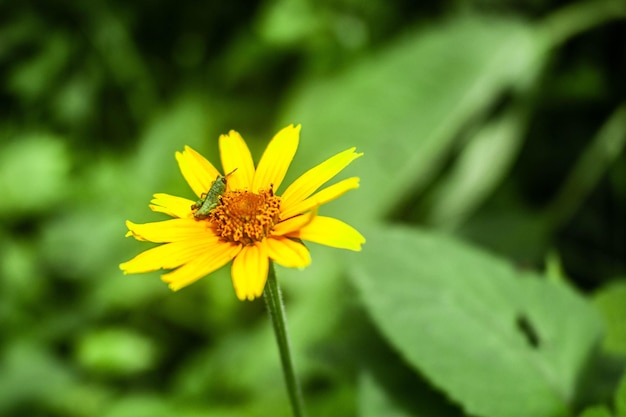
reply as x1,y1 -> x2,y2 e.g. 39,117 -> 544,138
209,189 -> 281,245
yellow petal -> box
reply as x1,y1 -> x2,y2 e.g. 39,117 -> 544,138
175,146 -> 220,197
289,216 -> 365,251
231,243 -> 269,301
149,193 -> 195,219
251,125 -> 300,193
162,242 -> 241,291
119,236 -> 221,274
281,148 -> 363,209
125,218 -> 212,243
266,236 -> 311,268
272,211 -> 316,236
219,130 -> 255,191
280,177 -> 360,220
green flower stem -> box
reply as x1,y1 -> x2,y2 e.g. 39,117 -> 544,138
263,262 -> 306,417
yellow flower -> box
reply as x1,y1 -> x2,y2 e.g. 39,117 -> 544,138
120,124 -> 365,301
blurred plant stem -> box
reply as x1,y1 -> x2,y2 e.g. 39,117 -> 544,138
544,105 -> 626,229
540,0 -> 626,49
263,262 -> 306,417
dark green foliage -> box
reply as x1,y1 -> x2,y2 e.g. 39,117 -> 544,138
0,0 -> 624,416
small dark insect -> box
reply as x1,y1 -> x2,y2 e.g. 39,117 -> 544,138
191,168 -> 237,219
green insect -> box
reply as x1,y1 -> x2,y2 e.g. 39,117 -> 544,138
191,169 -> 237,219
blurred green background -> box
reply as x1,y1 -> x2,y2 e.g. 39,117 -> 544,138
1,0 -> 625,416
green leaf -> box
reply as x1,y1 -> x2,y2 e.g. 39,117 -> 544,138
593,280 -> 626,356
576,370 -> 626,417
359,372 -> 416,417
76,327 -> 158,377
7,34 -> 71,100
0,133 -> 70,216
424,103 -> 530,229
0,339 -> 74,413
544,105 -> 626,229
358,354 -> 463,417
616,371 -> 626,417
578,406 -> 613,417
350,225 -> 603,417
257,0 -> 320,46
281,16 -> 540,223
131,95 -> 215,196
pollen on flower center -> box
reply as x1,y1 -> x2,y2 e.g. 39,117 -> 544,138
210,189 -> 281,245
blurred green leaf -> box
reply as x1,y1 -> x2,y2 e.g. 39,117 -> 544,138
359,372 -> 415,417
257,0 -> 320,46
0,133 -> 70,216
538,0 -> 626,49
0,339 -> 74,413
350,225 -> 603,417
281,16 -> 540,223
618,372 -> 626,417
577,371 -> 626,417
425,102 -> 530,228
102,395 -> 173,417
128,95 -> 215,200
578,406 -> 613,417
48,383 -> 113,417
544,105 -> 626,229
76,327 -> 158,377
41,206 -> 126,280
0,236 -> 42,299
7,34 -> 71,100
356,317 -> 464,417
594,280 -> 626,356
53,71 -> 98,126
358,363 -> 463,417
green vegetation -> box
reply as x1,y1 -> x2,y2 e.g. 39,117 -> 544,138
0,0 -> 625,416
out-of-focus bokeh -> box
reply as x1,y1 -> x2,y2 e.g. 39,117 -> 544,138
1,0 -> 625,416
